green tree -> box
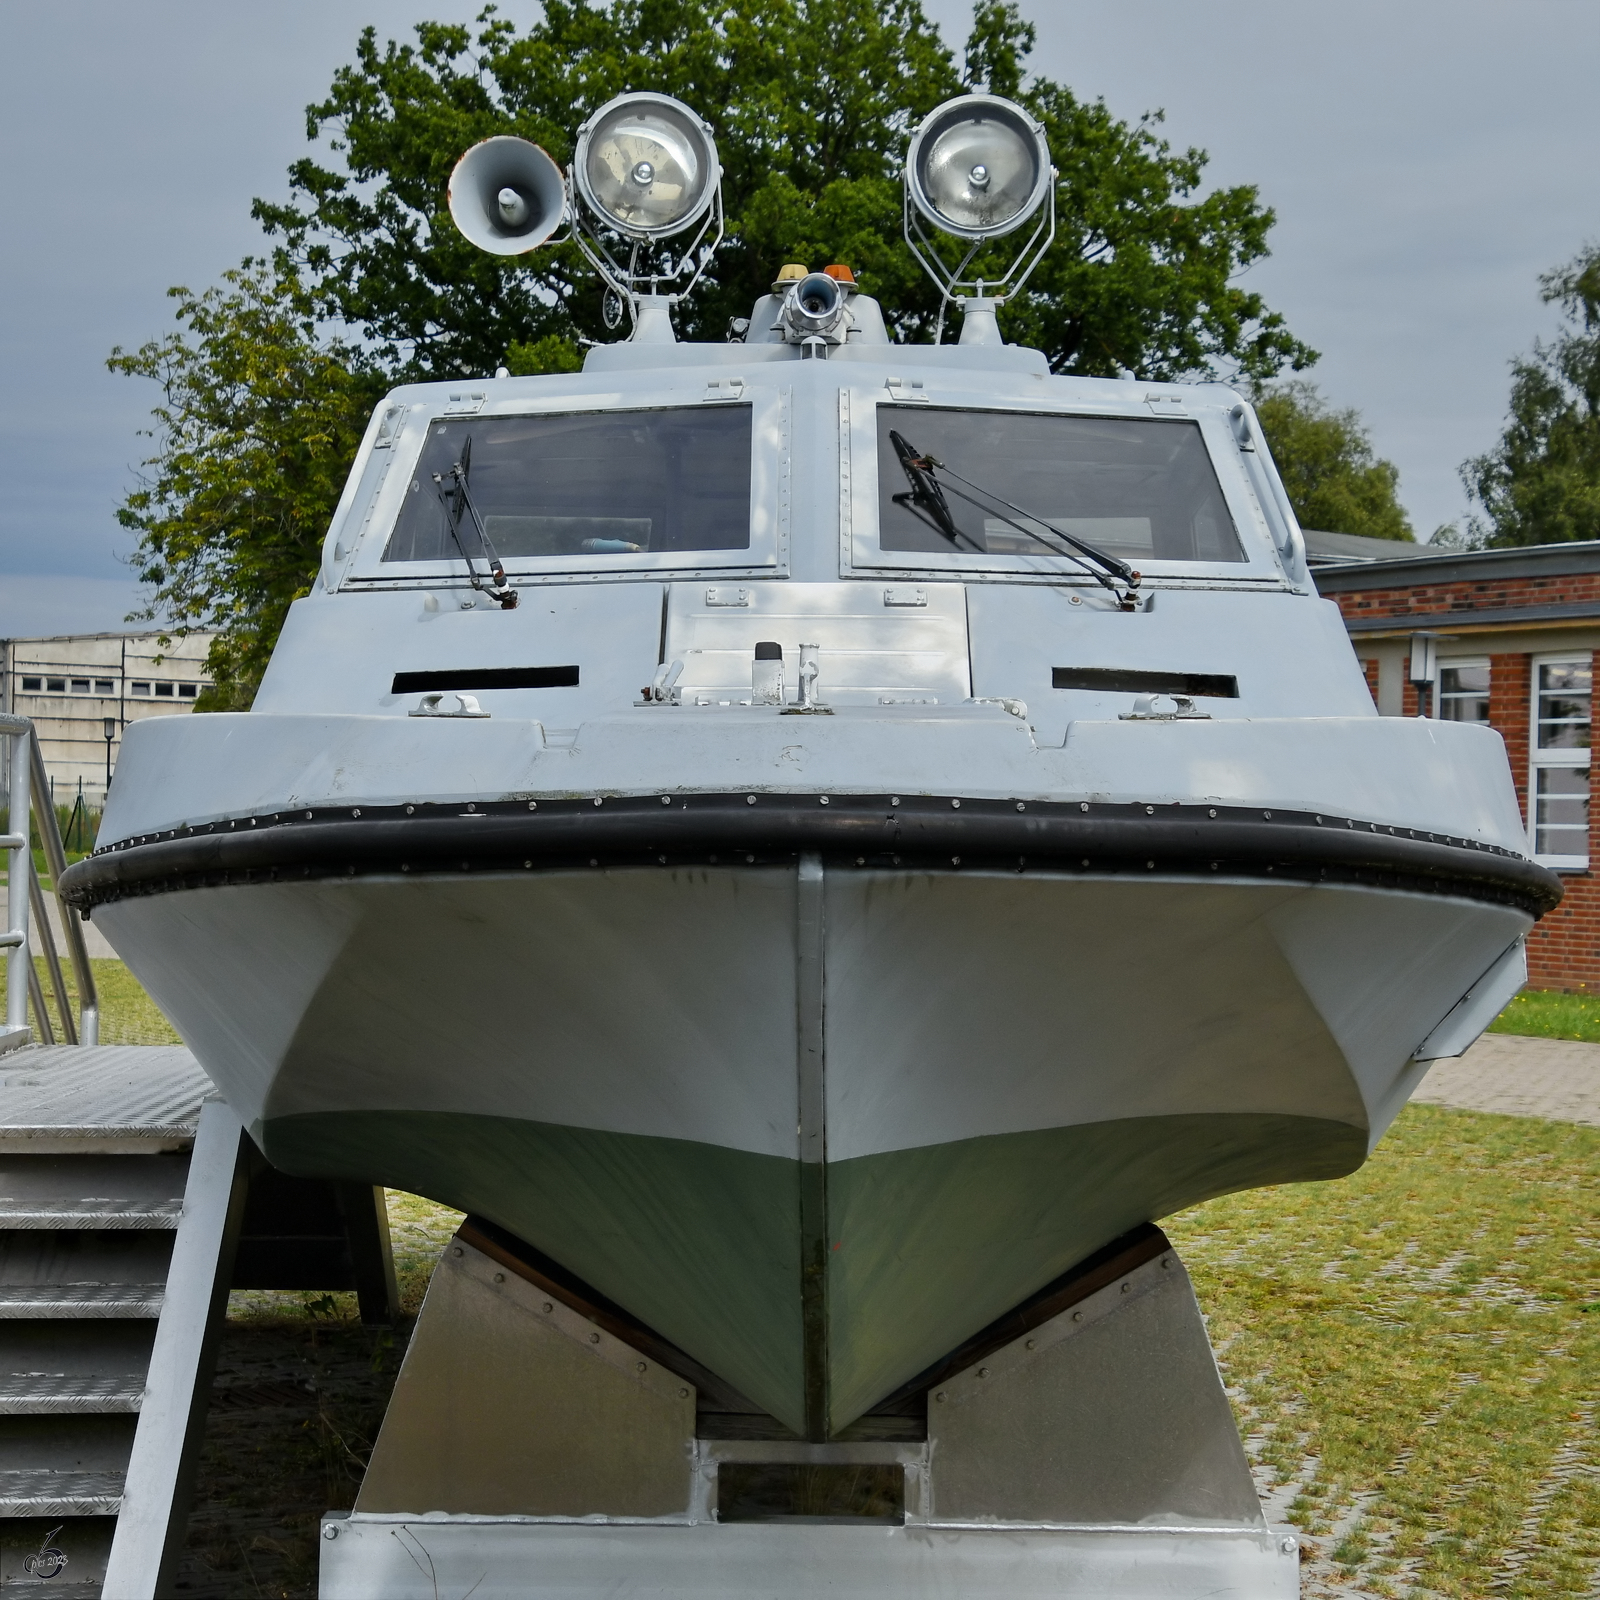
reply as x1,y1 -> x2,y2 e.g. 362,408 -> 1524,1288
1253,381 -> 1413,540
253,0 -> 1314,381
1463,244 -> 1600,547
108,265 -> 381,708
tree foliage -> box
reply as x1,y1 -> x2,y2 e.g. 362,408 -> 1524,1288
1253,381 -> 1413,541
108,266 -> 381,708
1463,244 -> 1600,547
253,0 -> 1314,381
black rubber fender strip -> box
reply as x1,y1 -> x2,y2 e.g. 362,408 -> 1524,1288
60,794 -> 1563,918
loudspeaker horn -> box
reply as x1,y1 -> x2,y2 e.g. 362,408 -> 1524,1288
448,136 -> 567,255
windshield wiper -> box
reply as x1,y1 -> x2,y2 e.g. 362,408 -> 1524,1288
888,431 -> 984,552
889,431 -> 1141,609
433,435 -> 519,609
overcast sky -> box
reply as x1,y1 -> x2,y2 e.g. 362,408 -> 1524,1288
1,0 -> 1596,636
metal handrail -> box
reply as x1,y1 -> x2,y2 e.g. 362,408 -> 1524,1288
29,724 -> 97,1043
2,712 -> 31,1051
1,713 -> 99,1050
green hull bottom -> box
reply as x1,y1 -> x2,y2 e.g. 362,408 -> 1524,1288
262,1110 -> 1364,1435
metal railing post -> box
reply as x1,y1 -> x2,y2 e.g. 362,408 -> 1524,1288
2,713 -> 32,1049
28,858 -> 69,1045
29,727 -> 98,1043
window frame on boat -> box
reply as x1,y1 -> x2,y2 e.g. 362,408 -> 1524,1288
839,389 -> 1294,587
334,388 -> 786,590
1529,652 -> 1591,870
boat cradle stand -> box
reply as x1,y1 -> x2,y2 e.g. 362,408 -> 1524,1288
322,1224 -> 1301,1598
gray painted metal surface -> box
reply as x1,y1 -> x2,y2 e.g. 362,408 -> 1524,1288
0,1284 -> 165,1318
0,1046 -> 210,1155
0,1044 -> 399,1594
103,1099 -> 250,1599
319,1519 -> 1300,1598
48,309 -> 1549,1583
327,1231 -> 1295,1595
923,1251 -> 1261,1527
0,1070 -> 225,1596
358,1237 -> 696,1519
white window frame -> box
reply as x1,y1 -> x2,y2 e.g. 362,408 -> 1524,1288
1529,652 -> 1592,870
838,387 -> 1290,587
338,386 -> 789,590
1436,655 -> 1491,724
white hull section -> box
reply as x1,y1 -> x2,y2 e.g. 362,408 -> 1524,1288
96,868 -> 1525,1164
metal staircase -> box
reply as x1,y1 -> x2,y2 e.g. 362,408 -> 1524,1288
0,1047 -> 400,1597
1,716 -> 400,1596
0,1047 -> 219,1595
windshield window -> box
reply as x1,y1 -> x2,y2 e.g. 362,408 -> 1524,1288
384,406 -> 752,562
877,406 -> 1245,564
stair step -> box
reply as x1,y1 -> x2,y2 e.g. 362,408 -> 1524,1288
0,1283 -> 165,1318
0,1374 -> 144,1413
0,1467 -> 124,1516
1,1586 -> 104,1600
0,1199 -> 182,1229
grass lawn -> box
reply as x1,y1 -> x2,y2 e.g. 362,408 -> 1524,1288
29,955 -> 182,1046
1167,1106 -> 1599,1598
1490,988 -> 1600,1044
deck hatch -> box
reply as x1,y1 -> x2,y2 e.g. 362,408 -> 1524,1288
1052,668 -> 1238,699
391,667 -> 580,693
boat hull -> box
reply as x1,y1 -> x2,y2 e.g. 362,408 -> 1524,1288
89,854 -> 1528,1434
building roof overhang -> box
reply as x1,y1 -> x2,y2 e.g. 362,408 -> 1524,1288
1314,539 -> 1600,594
1343,600 -> 1600,639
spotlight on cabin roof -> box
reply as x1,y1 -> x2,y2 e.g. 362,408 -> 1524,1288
905,94 -> 1051,241
573,92 -> 721,241
446,91 -> 725,340
901,92 -> 1058,345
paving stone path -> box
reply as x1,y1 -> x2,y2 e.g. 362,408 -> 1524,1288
1415,1031 -> 1600,1125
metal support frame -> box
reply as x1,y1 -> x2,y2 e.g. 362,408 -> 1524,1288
102,1100 -> 252,1599
904,176 -> 1056,346
0,714 -> 99,1055
322,1228 -> 1300,1597
231,1163 -> 400,1324
566,172 -> 726,337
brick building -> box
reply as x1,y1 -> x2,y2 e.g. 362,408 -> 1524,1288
1312,540 -> 1600,992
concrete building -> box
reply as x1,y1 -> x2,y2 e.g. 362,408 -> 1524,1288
0,631 -> 214,811
1315,540 -> 1600,992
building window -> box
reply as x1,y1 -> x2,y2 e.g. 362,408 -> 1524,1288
94,679 -> 115,694
1530,655 -> 1591,869
1438,659 -> 1490,723
131,681 -> 152,696
178,683 -> 197,698
46,677 -> 65,692
70,678 -> 90,693
154,682 -> 175,698
20,676 -> 41,691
